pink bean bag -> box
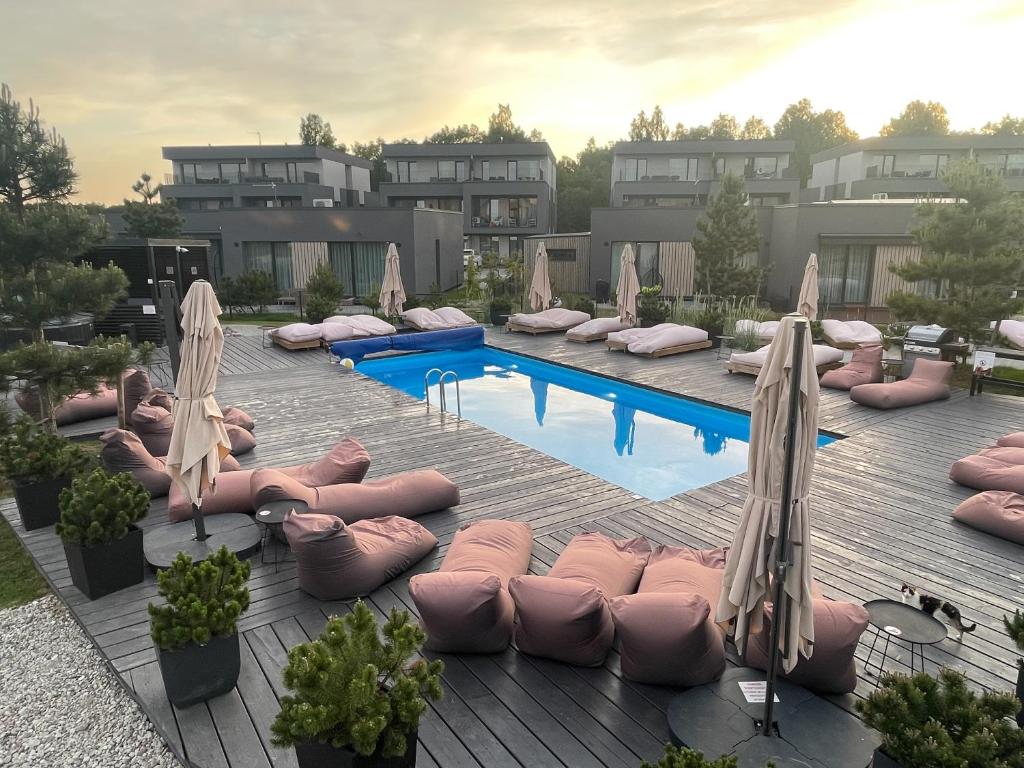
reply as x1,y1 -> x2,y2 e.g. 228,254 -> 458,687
952,491 -> 1024,544
16,385 -> 119,425
410,520 -> 533,653
285,511 -> 437,600
850,358 -> 952,409
820,345 -> 884,390
950,447 -> 1024,494
167,438 -> 371,521
997,432 -> 1024,449
250,467 -> 460,524
508,533 -> 650,666
131,398 -> 254,457
744,600 -> 869,694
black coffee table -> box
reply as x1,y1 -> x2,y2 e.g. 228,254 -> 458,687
255,499 -> 308,571
863,599 -> 947,681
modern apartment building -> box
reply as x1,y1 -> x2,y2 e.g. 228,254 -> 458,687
808,135 -> 1024,201
379,142 -> 557,259
161,145 -> 373,209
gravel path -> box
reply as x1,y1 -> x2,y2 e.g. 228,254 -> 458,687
0,595 -> 183,768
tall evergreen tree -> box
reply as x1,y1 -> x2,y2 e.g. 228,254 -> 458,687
556,138 -> 613,232
485,104 -> 536,143
887,158 -> 1024,341
692,172 -> 764,297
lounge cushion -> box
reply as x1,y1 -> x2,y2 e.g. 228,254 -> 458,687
639,546 -> 727,601
320,321 -> 356,343
16,385 -> 119,425
250,467 -> 460,523
566,316 -> 632,341
821,319 -> 883,347
610,593 -> 726,686
734,320 -> 779,340
952,491 -> 1024,544
121,369 -> 151,421
607,323 -> 675,345
997,432 -> 1024,449
222,406 -> 255,432
325,315 -> 397,337
949,447 -> 1024,494
410,520 -> 533,653
627,324 -> 708,355
731,344 -> 843,370
274,323 -> 323,343
508,308 -> 590,330
547,532 -> 651,596
285,512 -> 437,600
401,307 -> 447,331
131,398 -> 255,456
433,307 -> 477,327
820,344 -> 884,390
992,319 -> 1024,350
167,438 -> 371,521
745,600 -> 869,694
850,358 -> 952,410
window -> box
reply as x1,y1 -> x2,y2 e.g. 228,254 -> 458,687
611,242 -> 660,289
455,160 -> 467,180
622,158 -> 648,181
437,160 -> 456,180
881,155 -> 895,177
328,242 -> 387,297
242,242 -> 293,290
285,162 -> 298,182
818,244 -> 873,305
260,162 -> 288,181
396,161 -> 415,182
471,197 -> 538,227
518,159 -> 540,180
547,248 -> 576,262
1003,154 -> 1024,177
745,156 -> 778,179
669,157 -> 699,181
917,154 -> 949,178
712,158 -> 725,179
219,162 -> 244,183
481,160 -> 491,179
507,160 -> 517,181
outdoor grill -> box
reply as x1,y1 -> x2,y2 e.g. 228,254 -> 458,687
902,324 -> 958,377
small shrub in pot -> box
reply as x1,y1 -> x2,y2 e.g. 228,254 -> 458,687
272,600 -> 444,768
56,468 -> 149,599
149,546 -> 251,707
488,296 -> 512,326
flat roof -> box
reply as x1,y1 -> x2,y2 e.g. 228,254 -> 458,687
99,236 -> 212,247
613,139 -> 795,155
381,141 -> 555,160
162,144 -> 373,169
811,134 -> 1024,163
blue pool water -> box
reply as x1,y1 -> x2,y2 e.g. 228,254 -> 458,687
358,347 -> 834,501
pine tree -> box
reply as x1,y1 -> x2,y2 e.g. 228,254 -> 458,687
693,172 -> 765,298
887,158 -> 1024,341
304,262 -> 344,323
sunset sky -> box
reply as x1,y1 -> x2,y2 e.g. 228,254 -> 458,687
2,0 -> 1022,204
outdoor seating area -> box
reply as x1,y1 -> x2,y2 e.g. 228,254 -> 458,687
606,323 -> 713,357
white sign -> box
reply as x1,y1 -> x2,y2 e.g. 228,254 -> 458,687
141,305 -> 157,315
738,681 -> 780,704
190,266 -> 198,275
973,350 -> 996,377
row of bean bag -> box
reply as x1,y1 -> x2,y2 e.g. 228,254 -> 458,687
275,315 -> 398,345
15,384 -> 120,425
400,306 -> 477,331
951,432 -> 1024,544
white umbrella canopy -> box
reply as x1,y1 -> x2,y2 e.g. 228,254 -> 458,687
797,253 -> 819,321
528,242 -> 552,312
165,280 -> 232,508
616,243 -> 641,326
379,243 -> 406,317
716,314 -> 819,672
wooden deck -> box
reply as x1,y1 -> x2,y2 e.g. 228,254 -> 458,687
5,328 -> 1023,768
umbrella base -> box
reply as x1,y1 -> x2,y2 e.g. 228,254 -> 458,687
666,667 -> 877,768
144,513 -> 262,570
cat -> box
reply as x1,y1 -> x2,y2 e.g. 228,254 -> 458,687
900,584 -> 977,641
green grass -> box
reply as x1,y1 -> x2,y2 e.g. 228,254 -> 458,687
951,364 -> 1024,397
0,515 -> 49,609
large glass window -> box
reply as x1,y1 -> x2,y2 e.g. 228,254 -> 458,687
396,161 -> 415,182
518,159 -> 540,180
1004,154 -> 1024,177
437,160 -> 456,180
219,162 -> 244,183
745,156 -> 778,179
480,160 -> 492,180
328,242 -> 387,297
471,197 -> 538,227
507,160 -> 517,181
622,158 -> 648,181
819,244 -> 873,305
242,242 -> 293,290
611,242 -> 660,289
669,157 -> 699,181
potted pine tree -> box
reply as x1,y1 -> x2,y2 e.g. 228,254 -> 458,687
56,468 -> 149,599
148,547 -> 251,707
642,744 -> 752,767
271,600 -> 444,768
1005,610 -> 1024,727
488,296 -> 512,326
856,669 -> 1024,768
0,416 -> 96,530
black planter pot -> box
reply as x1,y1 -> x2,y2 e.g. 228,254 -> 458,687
704,323 -> 725,340
490,311 -> 510,326
1016,664 -> 1024,728
872,747 -> 902,768
64,525 -> 144,600
156,631 -> 240,708
14,475 -> 71,531
295,729 -> 417,768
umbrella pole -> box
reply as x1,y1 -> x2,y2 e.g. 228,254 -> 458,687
761,317 -> 807,736
191,497 -> 208,542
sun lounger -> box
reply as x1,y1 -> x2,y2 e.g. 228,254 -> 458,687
733,320 -> 780,344
992,319 -> 1024,350
606,323 -> 712,357
849,358 -> 952,409
726,343 -> 843,375
506,308 -> 590,334
269,322 -> 324,350
820,344 -> 884,390
952,491 -> 1024,544
565,316 -> 633,343
400,306 -> 477,331
821,319 -> 883,349
324,314 -> 398,337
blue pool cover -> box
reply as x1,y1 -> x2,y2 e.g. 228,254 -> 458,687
330,326 -> 484,362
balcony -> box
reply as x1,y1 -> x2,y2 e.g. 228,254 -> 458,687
470,215 -> 538,228
865,163 -> 940,180
164,171 -> 322,185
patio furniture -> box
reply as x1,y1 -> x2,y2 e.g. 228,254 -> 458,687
131,397 -> 255,457
123,369 -> 255,431
269,322 -> 323,350
949,446 -> 1024,494
409,520 -> 533,653
998,432 -> 1024,448
733,319 -> 779,344
255,499 -> 307,571
971,346 -> 1024,396
508,532 -> 651,666
861,599 -> 946,681
565,316 -> 632,343
821,319 -> 883,349
284,511 -> 437,600
725,343 -> 843,376
992,318 -> 1024,350
15,384 -> 119,426
820,344 -> 884,390
849,358 -> 953,409
250,467 -> 460,524
606,323 -> 712,357
952,490 -> 1024,544
506,308 -> 590,334
401,306 -> 477,331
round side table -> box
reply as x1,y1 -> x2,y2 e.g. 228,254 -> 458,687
862,599 -> 947,682
715,335 -> 736,360
255,499 -> 308,572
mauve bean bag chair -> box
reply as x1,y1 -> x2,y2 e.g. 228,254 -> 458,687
285,511 -> 437,600
949,447 -> 1024,494
626,324 -> 709,355
16,385 -> 119,425
125,370 -> 255,431
410,520 -> 533,653
122,369 -> 152,423
997,432 -> 1024,449
952,491 -> 1024,544
131,399 -> 255,457
745,600 -> 868,694
99,428 -> 239,497
850,358 -> 952,410
508,533 -> 651,666
820,345 -> 884,390
167,438 -> 371,521
250,467 -> 459,524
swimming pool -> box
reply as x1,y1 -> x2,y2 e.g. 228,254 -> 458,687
358,347 -> 834,501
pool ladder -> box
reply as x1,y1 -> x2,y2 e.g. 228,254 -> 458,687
424,368 -> 461,418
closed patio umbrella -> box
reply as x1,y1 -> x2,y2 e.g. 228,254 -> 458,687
616,243 -> 640,326
528,242 -> 552,312
716,314 -> 819,730
797,253 -> 819,320
379,243 -> 406,318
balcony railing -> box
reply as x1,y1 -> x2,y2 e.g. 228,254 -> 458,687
865,164 -> 942,180
164,172 -> 321,185
470,216 -> 538,228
